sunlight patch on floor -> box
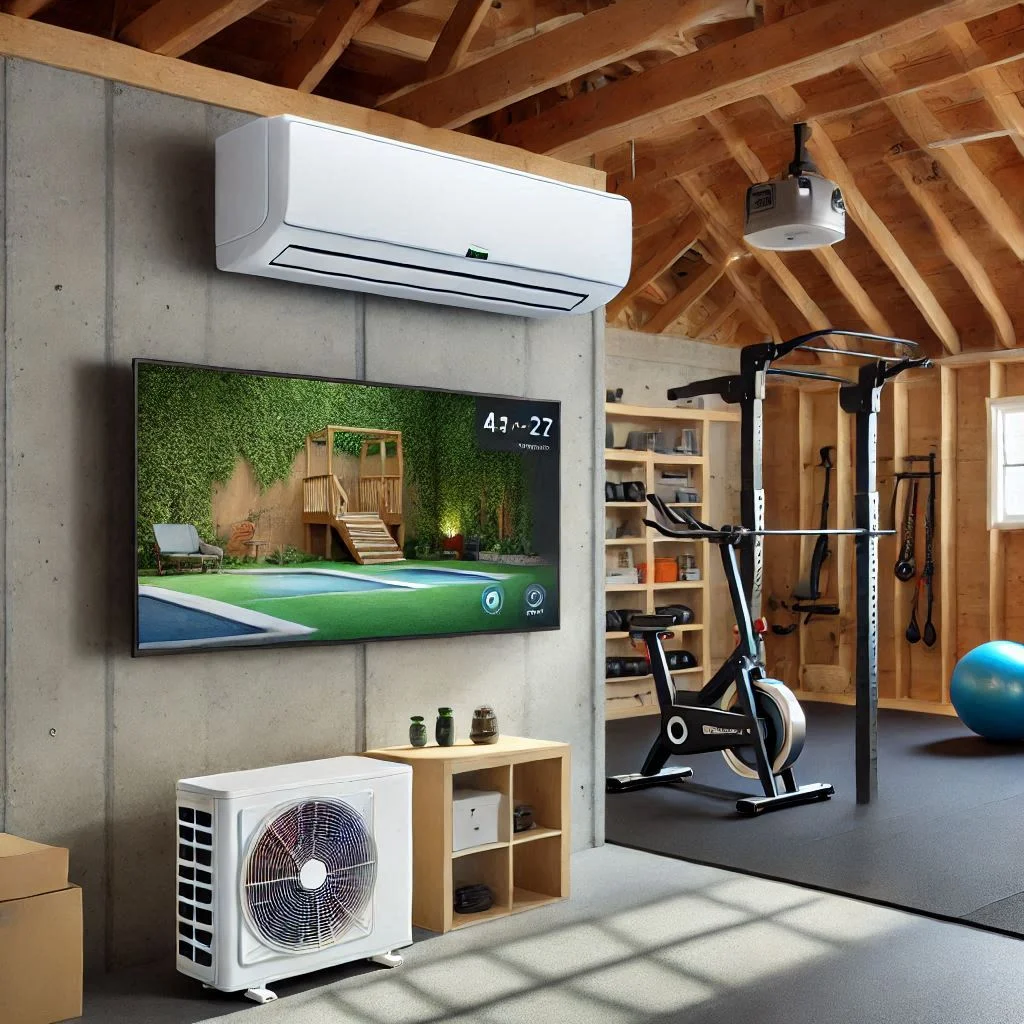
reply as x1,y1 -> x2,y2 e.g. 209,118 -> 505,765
570,957 -> 716,1015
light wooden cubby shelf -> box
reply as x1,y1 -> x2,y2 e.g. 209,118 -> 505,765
364,736 -> 569,934
604,402 -> 740,721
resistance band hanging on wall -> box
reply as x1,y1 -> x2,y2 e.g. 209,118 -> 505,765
771,446 -> 840,636
891,453 -> 938,647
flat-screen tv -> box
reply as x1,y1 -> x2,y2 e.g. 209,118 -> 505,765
133,359 -> 559,655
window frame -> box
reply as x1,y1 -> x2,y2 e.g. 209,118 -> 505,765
989,395 -> 1024,530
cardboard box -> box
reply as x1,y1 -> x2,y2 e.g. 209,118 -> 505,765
0,835 -> 81,1023
0,834 -> 69,902
0,885 -> 83,1023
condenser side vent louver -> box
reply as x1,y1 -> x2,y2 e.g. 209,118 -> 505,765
177,800 -> 215,970
215,116 -> 631,318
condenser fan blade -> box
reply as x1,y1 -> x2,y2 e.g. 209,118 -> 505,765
242,797 -> 377,954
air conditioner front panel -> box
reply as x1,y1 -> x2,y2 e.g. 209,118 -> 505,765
280,118 -> 629,288
215,115 -> 631,317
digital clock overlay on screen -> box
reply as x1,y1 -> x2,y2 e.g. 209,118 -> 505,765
133,360 -> 560,654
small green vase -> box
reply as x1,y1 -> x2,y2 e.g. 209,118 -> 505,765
409,716 -> 428,748
435,707 -> 455,746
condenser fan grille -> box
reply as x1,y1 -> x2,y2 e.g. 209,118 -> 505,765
242,797 -> 377,954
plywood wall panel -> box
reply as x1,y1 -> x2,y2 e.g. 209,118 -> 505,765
763,387 -> 802,684
955,366 -> 991,660
905,378 -> 942,703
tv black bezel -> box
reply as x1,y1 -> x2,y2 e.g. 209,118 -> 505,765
132,357 -> 561,657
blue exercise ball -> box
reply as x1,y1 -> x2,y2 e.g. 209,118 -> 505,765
950,641 -> 1024,741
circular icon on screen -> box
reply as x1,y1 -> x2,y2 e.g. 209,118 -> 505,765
524,584 -> 547,611
481,585 -> 505,615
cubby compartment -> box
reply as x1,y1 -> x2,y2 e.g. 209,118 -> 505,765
512,757 -> 563,839
451,765 -> 511,854
512,834 -> 565,912
451,846 -> 511,928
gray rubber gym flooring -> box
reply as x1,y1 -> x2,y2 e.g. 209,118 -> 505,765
606,702 -> 1024,937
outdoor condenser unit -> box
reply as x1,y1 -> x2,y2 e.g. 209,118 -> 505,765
175,755 -> 411,1004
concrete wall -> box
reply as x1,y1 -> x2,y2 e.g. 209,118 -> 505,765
0,59 -> 603,971
605,329 -> 741,661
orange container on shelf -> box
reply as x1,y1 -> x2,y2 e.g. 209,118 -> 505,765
654,557 -> 678,583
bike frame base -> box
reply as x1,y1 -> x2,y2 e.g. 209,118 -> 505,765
606,767 -> 694,792
736,781 -> 835,816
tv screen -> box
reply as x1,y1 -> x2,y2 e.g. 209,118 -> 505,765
133,360 -> 559,654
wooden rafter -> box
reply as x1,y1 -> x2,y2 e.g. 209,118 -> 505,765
643,259 -> 726,334
607,211 -> 704,321
860,52 -> 1024,261
119,0 -> 270,58
277,0 -> 385,92
887,155 -> 1015,348
497,0 -> 1018,159
380,0 -> 748,128
2,0 -> 55,16
424,0 -> 492,79
943,23 -> 1024,161
705,110 -> 893,335
728,264 -> 782,341
696,293 -> 742,339
801,118 -> 961,354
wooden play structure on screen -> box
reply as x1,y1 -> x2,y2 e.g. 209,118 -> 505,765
302,426 -> 405,565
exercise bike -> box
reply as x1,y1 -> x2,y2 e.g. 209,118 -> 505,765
606,495 -> 834,815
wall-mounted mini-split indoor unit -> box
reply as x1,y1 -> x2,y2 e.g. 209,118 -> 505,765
215,115 -> 632,317
175,755 -> 412,1005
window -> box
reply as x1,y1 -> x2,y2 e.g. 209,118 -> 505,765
990,397 -> 1024,529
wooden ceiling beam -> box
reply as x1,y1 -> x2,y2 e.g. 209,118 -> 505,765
0,12 -> 604,189
379,0 -> 748,128
728,265 -> 782,341
119,0 -> 270,58
277,0 -> 385,92
497,0 -> 1019,160
860,52 -> 1024,262
2,0 -> 56,16
424,0 -> 491,79
888,155 -> 1015,348
943,22 -> 1024,161
607,211 -> 704,322
705,109 -> 894,336
643,259 -> 726,334
695,293 -> 742,339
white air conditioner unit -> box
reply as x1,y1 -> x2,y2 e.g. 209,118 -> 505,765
215,115 -> 632,317
175,755 -> 411,1005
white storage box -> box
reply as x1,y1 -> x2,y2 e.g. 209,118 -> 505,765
452,789 -> 505,852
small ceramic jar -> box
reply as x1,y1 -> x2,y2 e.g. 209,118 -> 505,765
470,706 -> 499,745
435,707 -> 455,746
409,715 -> 427,748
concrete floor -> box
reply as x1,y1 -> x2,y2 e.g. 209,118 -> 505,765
81,845 -> 1024,1024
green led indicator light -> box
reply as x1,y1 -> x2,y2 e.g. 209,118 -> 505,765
466,245 -> 489,260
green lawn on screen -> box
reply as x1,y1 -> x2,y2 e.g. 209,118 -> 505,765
143,560 -> 557,642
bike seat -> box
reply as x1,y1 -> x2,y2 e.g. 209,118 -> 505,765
628,614 -> 675,633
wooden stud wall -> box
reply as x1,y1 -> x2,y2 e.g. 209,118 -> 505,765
762,354 -> 1024,714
